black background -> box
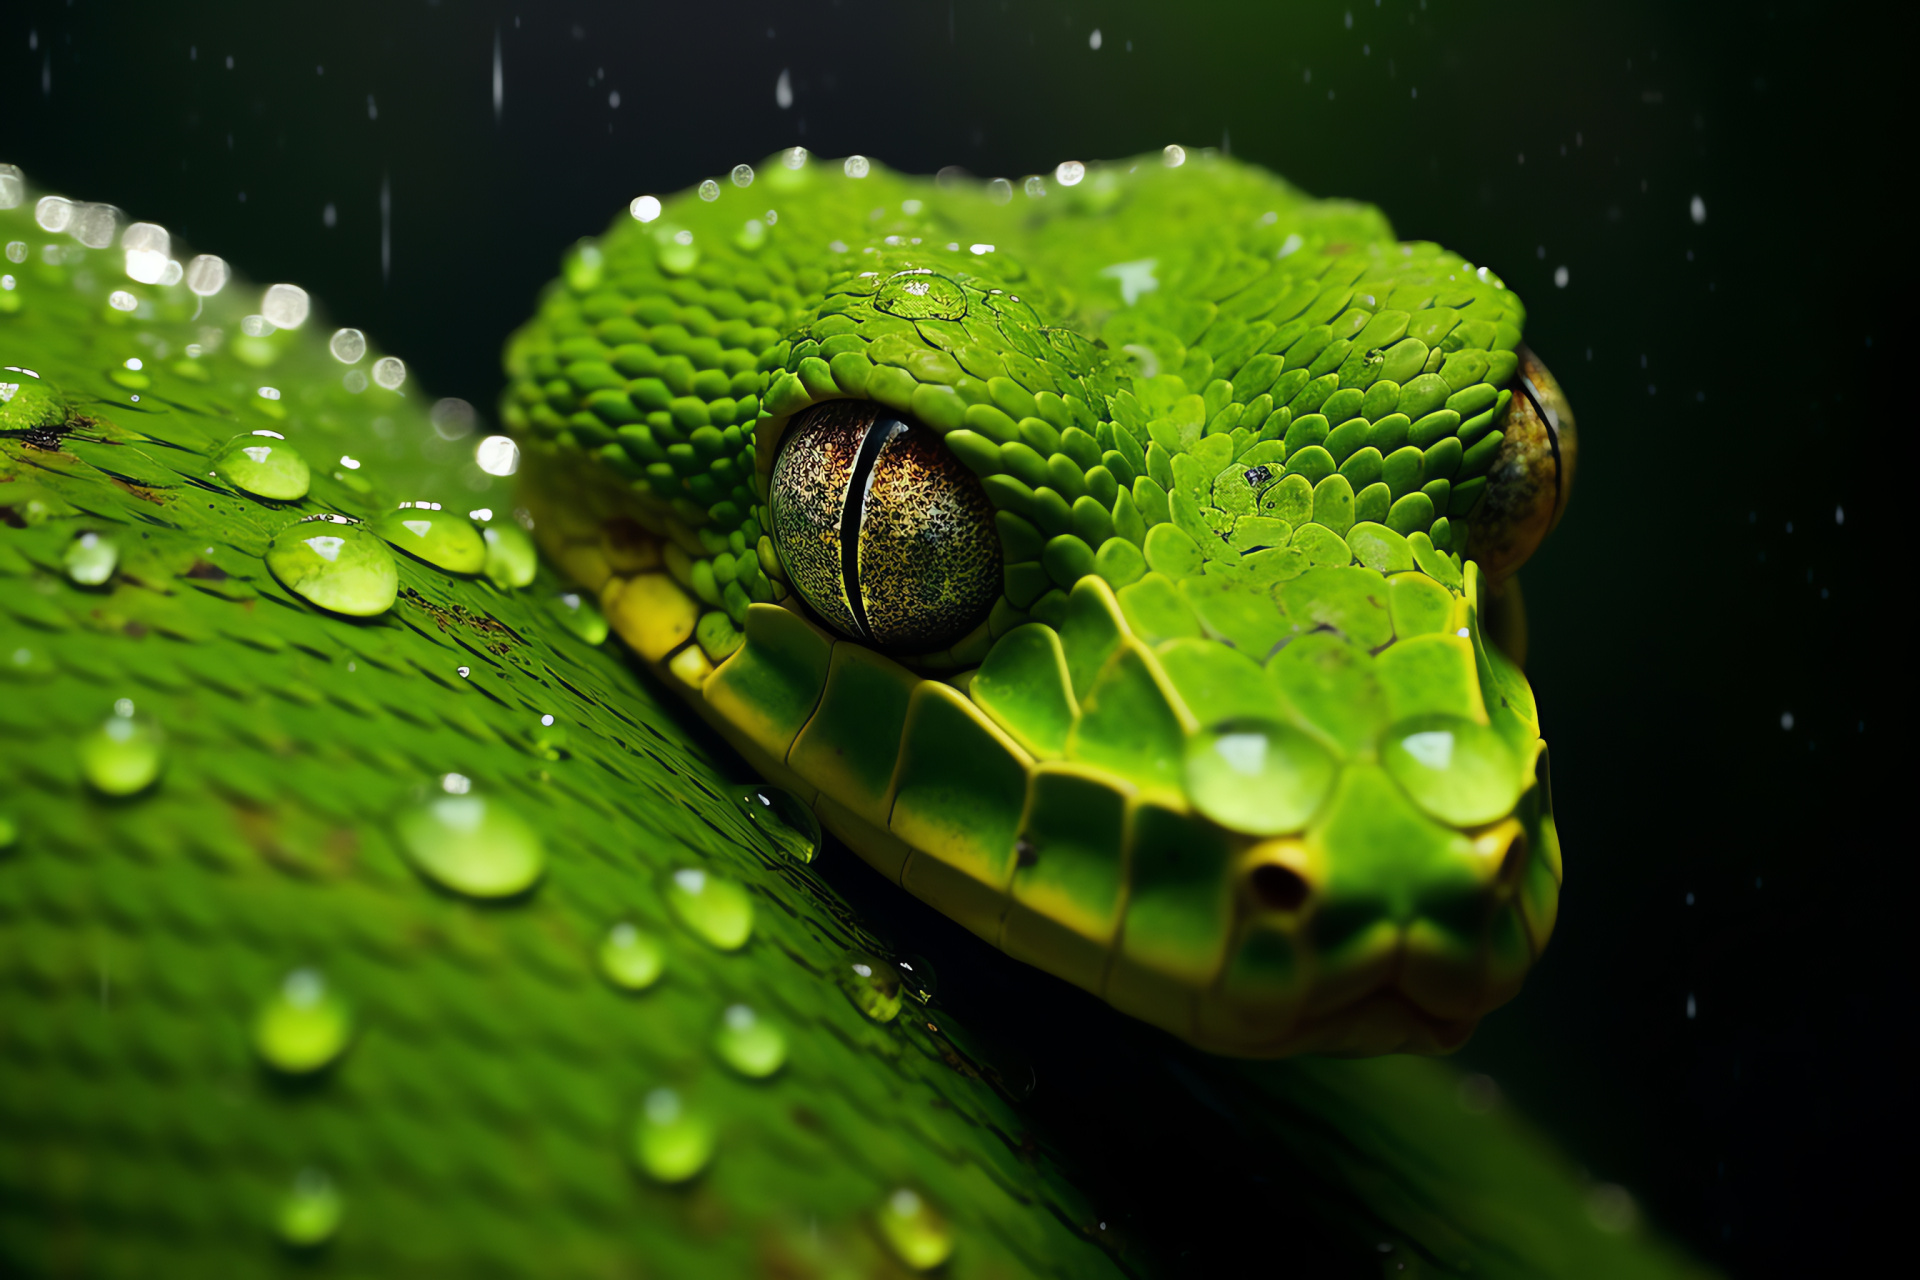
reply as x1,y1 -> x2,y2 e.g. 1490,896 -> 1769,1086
2,2 -> 1899,1274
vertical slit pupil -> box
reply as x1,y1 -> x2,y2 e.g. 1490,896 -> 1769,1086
838,414 -> 904,642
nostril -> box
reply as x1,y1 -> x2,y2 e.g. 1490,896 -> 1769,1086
1500,832 -> 1531,887
1250,863 -> 1310,913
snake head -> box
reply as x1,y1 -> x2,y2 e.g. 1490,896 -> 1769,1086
505,151 -> 1563,1056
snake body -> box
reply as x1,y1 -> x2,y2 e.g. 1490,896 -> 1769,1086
506,149 -> 1575,1057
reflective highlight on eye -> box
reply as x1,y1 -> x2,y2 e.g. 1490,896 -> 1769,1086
769,400 -> 1000,652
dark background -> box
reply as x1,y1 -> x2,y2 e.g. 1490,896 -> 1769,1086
2,2 -> 1898,1274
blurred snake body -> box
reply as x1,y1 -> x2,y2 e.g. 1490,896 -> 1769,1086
506,148 -> 1577,1057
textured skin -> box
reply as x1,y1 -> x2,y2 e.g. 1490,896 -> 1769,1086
503,151 -> 1566,1056
0,167 -> 1704,1279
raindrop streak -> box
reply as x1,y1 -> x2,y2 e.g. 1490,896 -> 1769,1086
633,1088 -> 714,1183
79,712 -> 163,796
374,507 -> 486,574
550,592 -> 609,644
253,969 -> 353,1074
63,531 -> 118,585
774,68 -> 793,109
481,520 -> 537,588
664,868 -> 754,950
876,1187 -> 955,1271
276,1169 -> 343,1249
266,520 -> 398,616
733,785 -> 821,863
212,433 -> 311,500
839,954 -> 903,1023
598,922 -> 666,991
397,792 -> 545,899
713,1004 -> 787,1078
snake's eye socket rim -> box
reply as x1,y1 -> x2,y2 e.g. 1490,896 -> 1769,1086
767,400 -> 1002,653
1464,345 -> 1577,582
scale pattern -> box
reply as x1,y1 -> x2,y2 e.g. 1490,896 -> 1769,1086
503,151 -> 1562,1055
0,167 -> 1697,1279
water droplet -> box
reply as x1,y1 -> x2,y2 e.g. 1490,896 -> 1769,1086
1689,195 -> 1707,225
475,433 -> 520,477
633,1088 -> 714,1183
876,1187 -> 954,1271
253,968 -> 352,1074
986,177 -> 1013,205
276,1169 -> 343,1249
630,195 -> 663,223
185,254 -> 229,296
482,520 -> 537,588
874,269 -> 967,322
892,954 -> 939,1005
328,328 -> 366,363
212,432 -> 311,500
531,714 -> 569,759
1024,175 -> 1047,198
371,356 -> 406,390
598,921 -> 665,991
698,179 -> 720,202
549,591 -> 608,644
79,712 -> 163,795
455,665 -> 470,678
838,953 -> 902,1023
665,867 -> 753,950
63,531 -> 118,586
843,155 -> 871,179
731,164 -> 754,188
713,1003 -> 787,1078
1054,160 -> 1086,186
732,785 -> 821,863
0,368 -> 66,434
266,519 -> 398,616
781,146 -> 808,170
396,791 -> 545,899
374,507 -> 486,574
261,283 -> 311,329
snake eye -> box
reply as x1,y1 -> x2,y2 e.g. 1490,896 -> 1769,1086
1465,346 -> 1578,582
768,400 -> 1001,652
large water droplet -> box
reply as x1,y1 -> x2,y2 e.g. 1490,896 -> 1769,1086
664,867 -> 753,951
375,507 -> 486,574
876,1187 -> 955,1271
550,592 -> 608,644
712,1003 -> 786,1078
838,953 -> 902,1023
266,519 -> 398,616
212,432 -> 311,500
482,520 -> 537,588
63,531 -> 118,586
598,921 -> 665,991
79,710 -> 163,795
261,283 -> 311,329
276,1169 -> 343,1249
397,792 -> 545,899
633,1088 -> 714,1183
253,968 -> 353,1074
732,785 -> 820,863
0,369 -> 66,434
697,179 -> 720,202
328,328 -> 366,363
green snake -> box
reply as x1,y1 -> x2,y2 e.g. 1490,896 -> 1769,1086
506,147 -> 1574,1057
0,154 -> 1666,1278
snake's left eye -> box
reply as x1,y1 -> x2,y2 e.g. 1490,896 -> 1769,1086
768,400 -> 1002,652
